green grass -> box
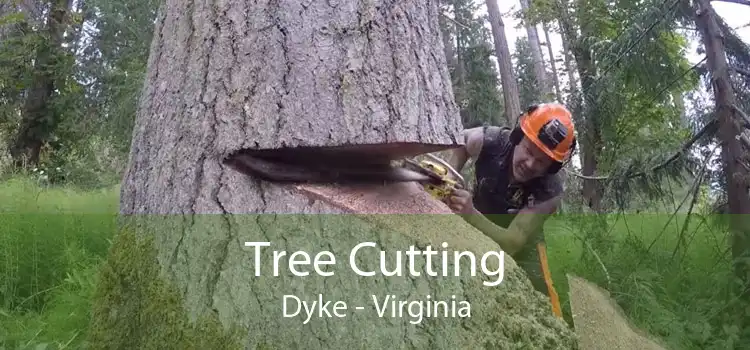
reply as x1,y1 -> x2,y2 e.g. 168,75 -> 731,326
545,213 -> 744,349
0,176 -> 745,349
0,177 -> 119,349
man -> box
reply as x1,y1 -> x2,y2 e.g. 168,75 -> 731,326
444,103 -> 577,318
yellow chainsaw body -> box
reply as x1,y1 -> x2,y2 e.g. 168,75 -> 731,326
415,159 -> 461,201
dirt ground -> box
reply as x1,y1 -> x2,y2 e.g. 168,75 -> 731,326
568,274 -> 668,350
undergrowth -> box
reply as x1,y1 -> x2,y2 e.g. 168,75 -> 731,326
0,176 -> 745,349
545,213 -> 748,349
0,177 -> 118,349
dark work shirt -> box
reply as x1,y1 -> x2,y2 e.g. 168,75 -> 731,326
471,126 -> 563,231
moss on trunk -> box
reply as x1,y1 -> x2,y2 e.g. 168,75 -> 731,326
87,227 -> 245,349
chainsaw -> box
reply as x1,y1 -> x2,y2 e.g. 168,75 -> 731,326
397,154 -> 466,201
223,147 -> 466,202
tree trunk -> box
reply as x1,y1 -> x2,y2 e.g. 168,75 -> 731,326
575,51 -> 603,212
519,0 -> 550,101
485,0 -> 521,125
87,0 -> 577,348
542,22 -> 563,102
559,24 -> 578,100
438,1 -> 456,73
9,0 -> 71,167
694,0 -> 750,314
673,91 -> 688,126
453,0 -> 466,87
554,0 -> 602,211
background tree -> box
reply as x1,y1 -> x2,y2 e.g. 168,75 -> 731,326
443,0 -> 505,127
517,0 -> 552,101
513,37 -> 542,108
485,0 -> 522,124
692,0 -> 750,331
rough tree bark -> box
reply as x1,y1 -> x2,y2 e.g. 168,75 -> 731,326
86,0 -> 577,348
485,0 -> 522,125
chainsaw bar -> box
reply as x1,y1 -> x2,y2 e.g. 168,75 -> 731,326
224,151 -> 433,185
399,156 -> 466,189
400,158 -> 444,182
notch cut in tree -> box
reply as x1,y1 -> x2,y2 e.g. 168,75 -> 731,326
89,0 -> 578,348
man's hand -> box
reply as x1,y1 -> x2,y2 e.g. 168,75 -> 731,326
446,188 -> 475,214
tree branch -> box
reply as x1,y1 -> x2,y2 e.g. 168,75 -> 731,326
644,144 -> 713,258
440,12 -> 471,30
565,119 -> 718,180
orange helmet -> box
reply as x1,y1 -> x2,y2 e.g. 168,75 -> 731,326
518,103 -> 576,163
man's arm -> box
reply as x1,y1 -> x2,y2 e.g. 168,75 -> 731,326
508,195 -> 561,238
458,207 -> 529,255
466,195 -> 560,255
457,177 -> 563,255
505,177 -> 564,247
447,127 -> 484,173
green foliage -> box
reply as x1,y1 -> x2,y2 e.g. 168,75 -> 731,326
0,178 -> 118,311
0,5 -> 87,164
0,16 -> 38,134
0,178 -> 243,349
83,0 -> 160,153
547,213 -> 749,349
447,0 -> 504,127
513,37 -> 542,108
521,0 -> 559,25
540,0 -> 703,211
0,0 -> 157,184
458,44 -> 504,127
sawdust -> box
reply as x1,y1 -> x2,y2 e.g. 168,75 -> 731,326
298,183 -> 670,350
295,182 -> 454,214
291,182 -> 578,349
568,274 -> 668,350
294,183 -> 492,251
